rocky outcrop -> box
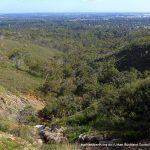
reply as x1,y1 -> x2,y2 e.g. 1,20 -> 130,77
78,134 -> 117,144
0,89 -> 45,119
36,124 -> 68,144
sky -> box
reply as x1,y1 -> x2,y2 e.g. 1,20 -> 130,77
0,0 -> 150,13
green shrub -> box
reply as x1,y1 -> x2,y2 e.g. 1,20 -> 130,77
10,126 -> 35,143
67,126 -> 92,142
0,138 -> 23,150
0,120 -> 9,132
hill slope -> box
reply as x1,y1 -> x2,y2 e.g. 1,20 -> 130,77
0,38 -> 61,93
116,38 -> 150,71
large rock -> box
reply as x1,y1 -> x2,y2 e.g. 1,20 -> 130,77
36,124 -> 68,144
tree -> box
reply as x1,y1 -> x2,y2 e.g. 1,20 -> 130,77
16,106 -> 38,136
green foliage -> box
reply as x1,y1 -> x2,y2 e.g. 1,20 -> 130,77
10,126 -> 35,144
0,15 -> 150,143
0,120 -> 10,132
116,38 -> 150,71
17,106 -> 39,126
95,78 -> 150,142
67,126 -> 92,142
0,138 -> 23,150
40,32 -> 150,142
0,38 -> 60,93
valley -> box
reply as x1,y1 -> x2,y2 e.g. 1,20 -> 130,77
0,13 -> 150,150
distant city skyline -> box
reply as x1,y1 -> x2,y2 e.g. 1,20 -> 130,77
0,0 -> 150,13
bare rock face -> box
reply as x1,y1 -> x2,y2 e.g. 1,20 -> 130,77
0,89 -> 45,119
36,124 -> 68,144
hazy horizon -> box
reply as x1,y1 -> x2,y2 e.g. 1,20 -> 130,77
0,12 -> 150,15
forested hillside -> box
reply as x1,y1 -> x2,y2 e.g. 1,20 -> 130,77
0,13 -> 150,148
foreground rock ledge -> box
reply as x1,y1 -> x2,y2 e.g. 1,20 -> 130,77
35,124 -> 68,144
